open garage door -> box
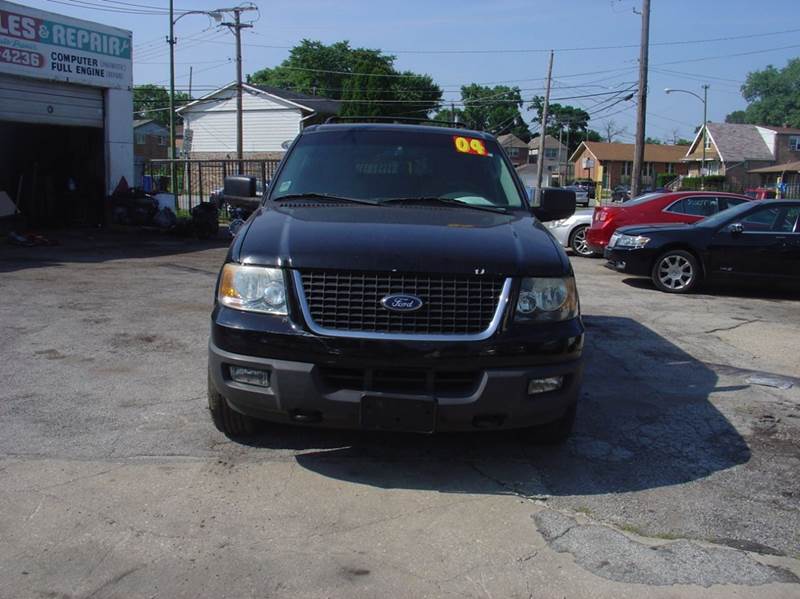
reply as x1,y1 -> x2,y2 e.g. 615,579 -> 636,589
0,73 -> 103,128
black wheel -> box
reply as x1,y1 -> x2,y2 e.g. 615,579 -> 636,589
208,373 -> 260,437
569,225 -> 595,258
526,403 -> 577,445
651,249 -> 700,294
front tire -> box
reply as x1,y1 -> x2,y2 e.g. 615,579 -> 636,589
569,225 -> 596,258
651,249 -> 700,293
208,373 -> 260,437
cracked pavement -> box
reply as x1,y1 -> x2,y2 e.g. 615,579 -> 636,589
1,230 -> 799,598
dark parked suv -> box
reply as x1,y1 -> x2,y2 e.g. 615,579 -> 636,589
208,123 -> 584,442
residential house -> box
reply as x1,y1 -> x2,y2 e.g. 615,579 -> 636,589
570,141 -> 688,189
133,119 -> 168,185
497,133 -> 529,166
749,160 -> 800,197
177,82 -> 340,160
682,123 -> 800,190
526,135 -> 569,186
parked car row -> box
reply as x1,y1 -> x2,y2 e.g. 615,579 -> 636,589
546,190 -> 800,294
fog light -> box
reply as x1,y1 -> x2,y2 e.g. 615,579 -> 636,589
229,366 -> 270,387
528,376 -> 563,395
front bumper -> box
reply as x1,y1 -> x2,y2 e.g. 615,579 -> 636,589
604,247 -> 656,276
209,340 -> 583,432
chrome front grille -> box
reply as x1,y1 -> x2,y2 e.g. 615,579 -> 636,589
294,270 -> 509,339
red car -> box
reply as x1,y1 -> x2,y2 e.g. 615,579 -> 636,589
585,192 -> 752,254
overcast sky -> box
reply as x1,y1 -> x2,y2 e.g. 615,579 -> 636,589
20,0 -> 800,142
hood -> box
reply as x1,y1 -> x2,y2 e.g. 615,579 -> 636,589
616,222 -> 696,236
236,203 -> 568,277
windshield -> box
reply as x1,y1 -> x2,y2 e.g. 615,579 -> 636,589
697,200 -> 755,227
269,128 -> 525,209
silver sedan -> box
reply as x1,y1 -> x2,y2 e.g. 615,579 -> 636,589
544,208 -> 597,257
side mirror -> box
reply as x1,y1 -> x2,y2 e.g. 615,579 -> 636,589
223,175 -> 257,198
532,188 -> 576,222
728,223 -> 744,235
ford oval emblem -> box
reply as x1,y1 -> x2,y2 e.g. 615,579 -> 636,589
381,294 -> 423,312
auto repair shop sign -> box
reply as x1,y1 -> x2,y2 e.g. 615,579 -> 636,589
0,0 -> 131,89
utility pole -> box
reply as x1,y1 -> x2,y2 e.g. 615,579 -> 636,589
535,50 -> 554,204
451,102 -> 456,125
631,0 -> 651,198
168,0 -> 176,196
188,65 -> 193,98
222,6 -> 255,171
557,124 -> 564,186
701,84 -> 709,190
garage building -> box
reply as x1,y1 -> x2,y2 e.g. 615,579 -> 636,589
0,0 -> 133,226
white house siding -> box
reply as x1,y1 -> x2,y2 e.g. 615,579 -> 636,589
182,88 -> 303,155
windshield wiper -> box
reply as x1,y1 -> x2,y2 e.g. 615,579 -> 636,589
273,193 -> 379,206
378,196 -> 508,213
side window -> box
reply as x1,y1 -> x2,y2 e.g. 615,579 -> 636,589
718,197 -> 747,211
667,196 -> 717,216
777,207 -> 800,233
665,198 -> 686,213
740,207 -> 780,232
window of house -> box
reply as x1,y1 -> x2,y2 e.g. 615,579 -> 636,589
789,136 -> 800,151
158,135 -> 167,146
704,134 -> 712,150
544,148 -> 558,159
509,147 -> 519,157
135,132 -> 145,145
622,161 -> 632,176
666,163 -> 674,174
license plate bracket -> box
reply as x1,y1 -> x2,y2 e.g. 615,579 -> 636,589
361,396 -> 437,433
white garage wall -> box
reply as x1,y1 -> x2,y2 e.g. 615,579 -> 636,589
182,88 -> 303,154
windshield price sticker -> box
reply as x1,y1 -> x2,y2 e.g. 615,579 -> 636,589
453,136 -> 489,156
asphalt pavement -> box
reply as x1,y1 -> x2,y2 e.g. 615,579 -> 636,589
1,229 -> 798,598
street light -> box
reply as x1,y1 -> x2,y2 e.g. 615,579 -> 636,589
665,85 -> 709,190
168,3 -> 223,198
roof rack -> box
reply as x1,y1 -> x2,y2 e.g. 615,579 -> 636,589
323,115 -> 465,129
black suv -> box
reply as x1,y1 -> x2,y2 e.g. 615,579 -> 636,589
208,123 -> 584,441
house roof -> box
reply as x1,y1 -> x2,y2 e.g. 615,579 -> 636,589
749,160 -> 800,174
133,119 -> 154,128
571,141 -> 687,163
497,133 -> 528,149
176,82 -> 341,115
529,134 -> 565,150
252,85 -> 341,115
686,123 -> 774,163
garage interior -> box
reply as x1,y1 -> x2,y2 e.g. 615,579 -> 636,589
0,122 -> 105,228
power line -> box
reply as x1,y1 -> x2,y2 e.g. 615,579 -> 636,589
209,27 -> 800,55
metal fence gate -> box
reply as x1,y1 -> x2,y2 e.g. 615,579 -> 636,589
144,159 -> 281,211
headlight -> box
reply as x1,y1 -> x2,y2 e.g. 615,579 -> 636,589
516,277 -> 579,322
218,264 -> 287,315
546,218 -> 568,228
615,234 -> 650,249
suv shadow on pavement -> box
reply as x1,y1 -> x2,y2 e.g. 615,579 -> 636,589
0,228 -> 230,274
241,315 -> 751,498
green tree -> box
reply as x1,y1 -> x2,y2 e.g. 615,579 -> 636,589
529,97 -> 598,154
457,84 -> 529,139
645,136 -> 662,144
133,84 -> 190,128
248,40 -> 442,119
725,110 -> 747,124
724,58 -> 800,127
